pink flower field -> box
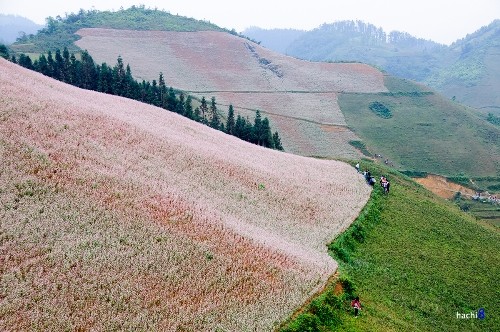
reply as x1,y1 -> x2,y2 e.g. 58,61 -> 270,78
0,59 -> 371,330
75,28 -> 388,158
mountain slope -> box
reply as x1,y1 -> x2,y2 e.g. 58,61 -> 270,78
245,20 -> 500,115
430,20 -> 500,114
0,14 -> 43,45
0,59 -> 371,331
75,27 -> 387,160
74,28 -> 500,178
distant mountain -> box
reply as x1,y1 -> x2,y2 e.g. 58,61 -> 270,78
244,20 -> 500,114
429,20 -> 500,114
246,20 -> 449,81
0,14 -> 43,44
242,26 -> 306,54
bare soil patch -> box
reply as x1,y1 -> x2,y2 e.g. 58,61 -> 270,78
415,174 -> 476,199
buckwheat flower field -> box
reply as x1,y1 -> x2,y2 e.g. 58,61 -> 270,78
76,28 -> 388,158
0,59 -> 371,331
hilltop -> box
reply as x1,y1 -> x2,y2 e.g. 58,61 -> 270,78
8,6 -> 229,54
0,58 -> 371,331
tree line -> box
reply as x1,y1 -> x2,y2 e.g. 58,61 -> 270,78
5,47 -> 284,150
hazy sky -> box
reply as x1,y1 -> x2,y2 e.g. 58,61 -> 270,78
1,0 -> 499,45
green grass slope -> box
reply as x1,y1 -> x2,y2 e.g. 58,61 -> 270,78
281,161 -> 500,331
338,76 -> 500,178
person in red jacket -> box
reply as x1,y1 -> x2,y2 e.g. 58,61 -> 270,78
351,296 -> 361,317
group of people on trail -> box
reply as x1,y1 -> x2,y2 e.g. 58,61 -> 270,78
362,169 -> 376,186
356,163 -> 390,194
380,176 -> 390,194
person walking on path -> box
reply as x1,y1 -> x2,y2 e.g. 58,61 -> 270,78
351,296 -> 361,317
355,163 -> 360,173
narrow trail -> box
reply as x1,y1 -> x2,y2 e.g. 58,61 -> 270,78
185,90 -> 350,127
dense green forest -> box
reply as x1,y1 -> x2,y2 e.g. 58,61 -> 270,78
4,47 -> 283,151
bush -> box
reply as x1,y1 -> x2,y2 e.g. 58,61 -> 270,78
339,276 -> 357,299
331,244 -> 351,263
369,101 -> 393,119
351,223 -> 366,242
324,291 -> 344,310
282,313 -> 321,332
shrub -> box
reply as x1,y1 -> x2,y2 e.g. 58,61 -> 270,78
339,276 -> 357,299
282,313 -> 321,332
369,101 -> 393,119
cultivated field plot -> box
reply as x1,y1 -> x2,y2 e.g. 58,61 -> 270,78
75,28 -> 388,158
0,59 -> 371,331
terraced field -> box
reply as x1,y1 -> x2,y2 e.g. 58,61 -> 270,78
75,28 -> 388,158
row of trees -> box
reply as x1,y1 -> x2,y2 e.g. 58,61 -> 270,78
6,47 -> 283,150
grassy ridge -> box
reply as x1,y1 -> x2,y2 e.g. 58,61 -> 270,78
339,76 -> 500,178
280,161 -> 500,331
9,6 -> 228,54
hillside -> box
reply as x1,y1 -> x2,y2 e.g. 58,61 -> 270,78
75,27 -> 387,160
245,20 -> 500,115
429,20 -> 500,115
338,76 -> 500,178
0,59 -> 371,330
281,161 -> 500,331
0,14 -> 43,45
74,28 -> 500,179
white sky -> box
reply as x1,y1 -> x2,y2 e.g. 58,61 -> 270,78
1,0 -> 499,45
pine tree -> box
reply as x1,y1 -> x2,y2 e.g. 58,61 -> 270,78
167,87 -> 177,111
151,80 -> 160,106
37,54 -> 51,77
252,110 -> 263,144
69,53 -> 79,86
200,97 -> 208,124
234,114 -> 244,138
273,131 -> 284,151
209,96 -> 221,130
226,105 -> 235,135
175,93 -> 185,114
184,95 -> 194,119
158,72 -> 167,108
80,50 -> 97,90
260,117 -> 274,148
47,51 -> 55,77
194,107 -> 201,122
113,55 -> 126,96
0,44 -> 9,59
